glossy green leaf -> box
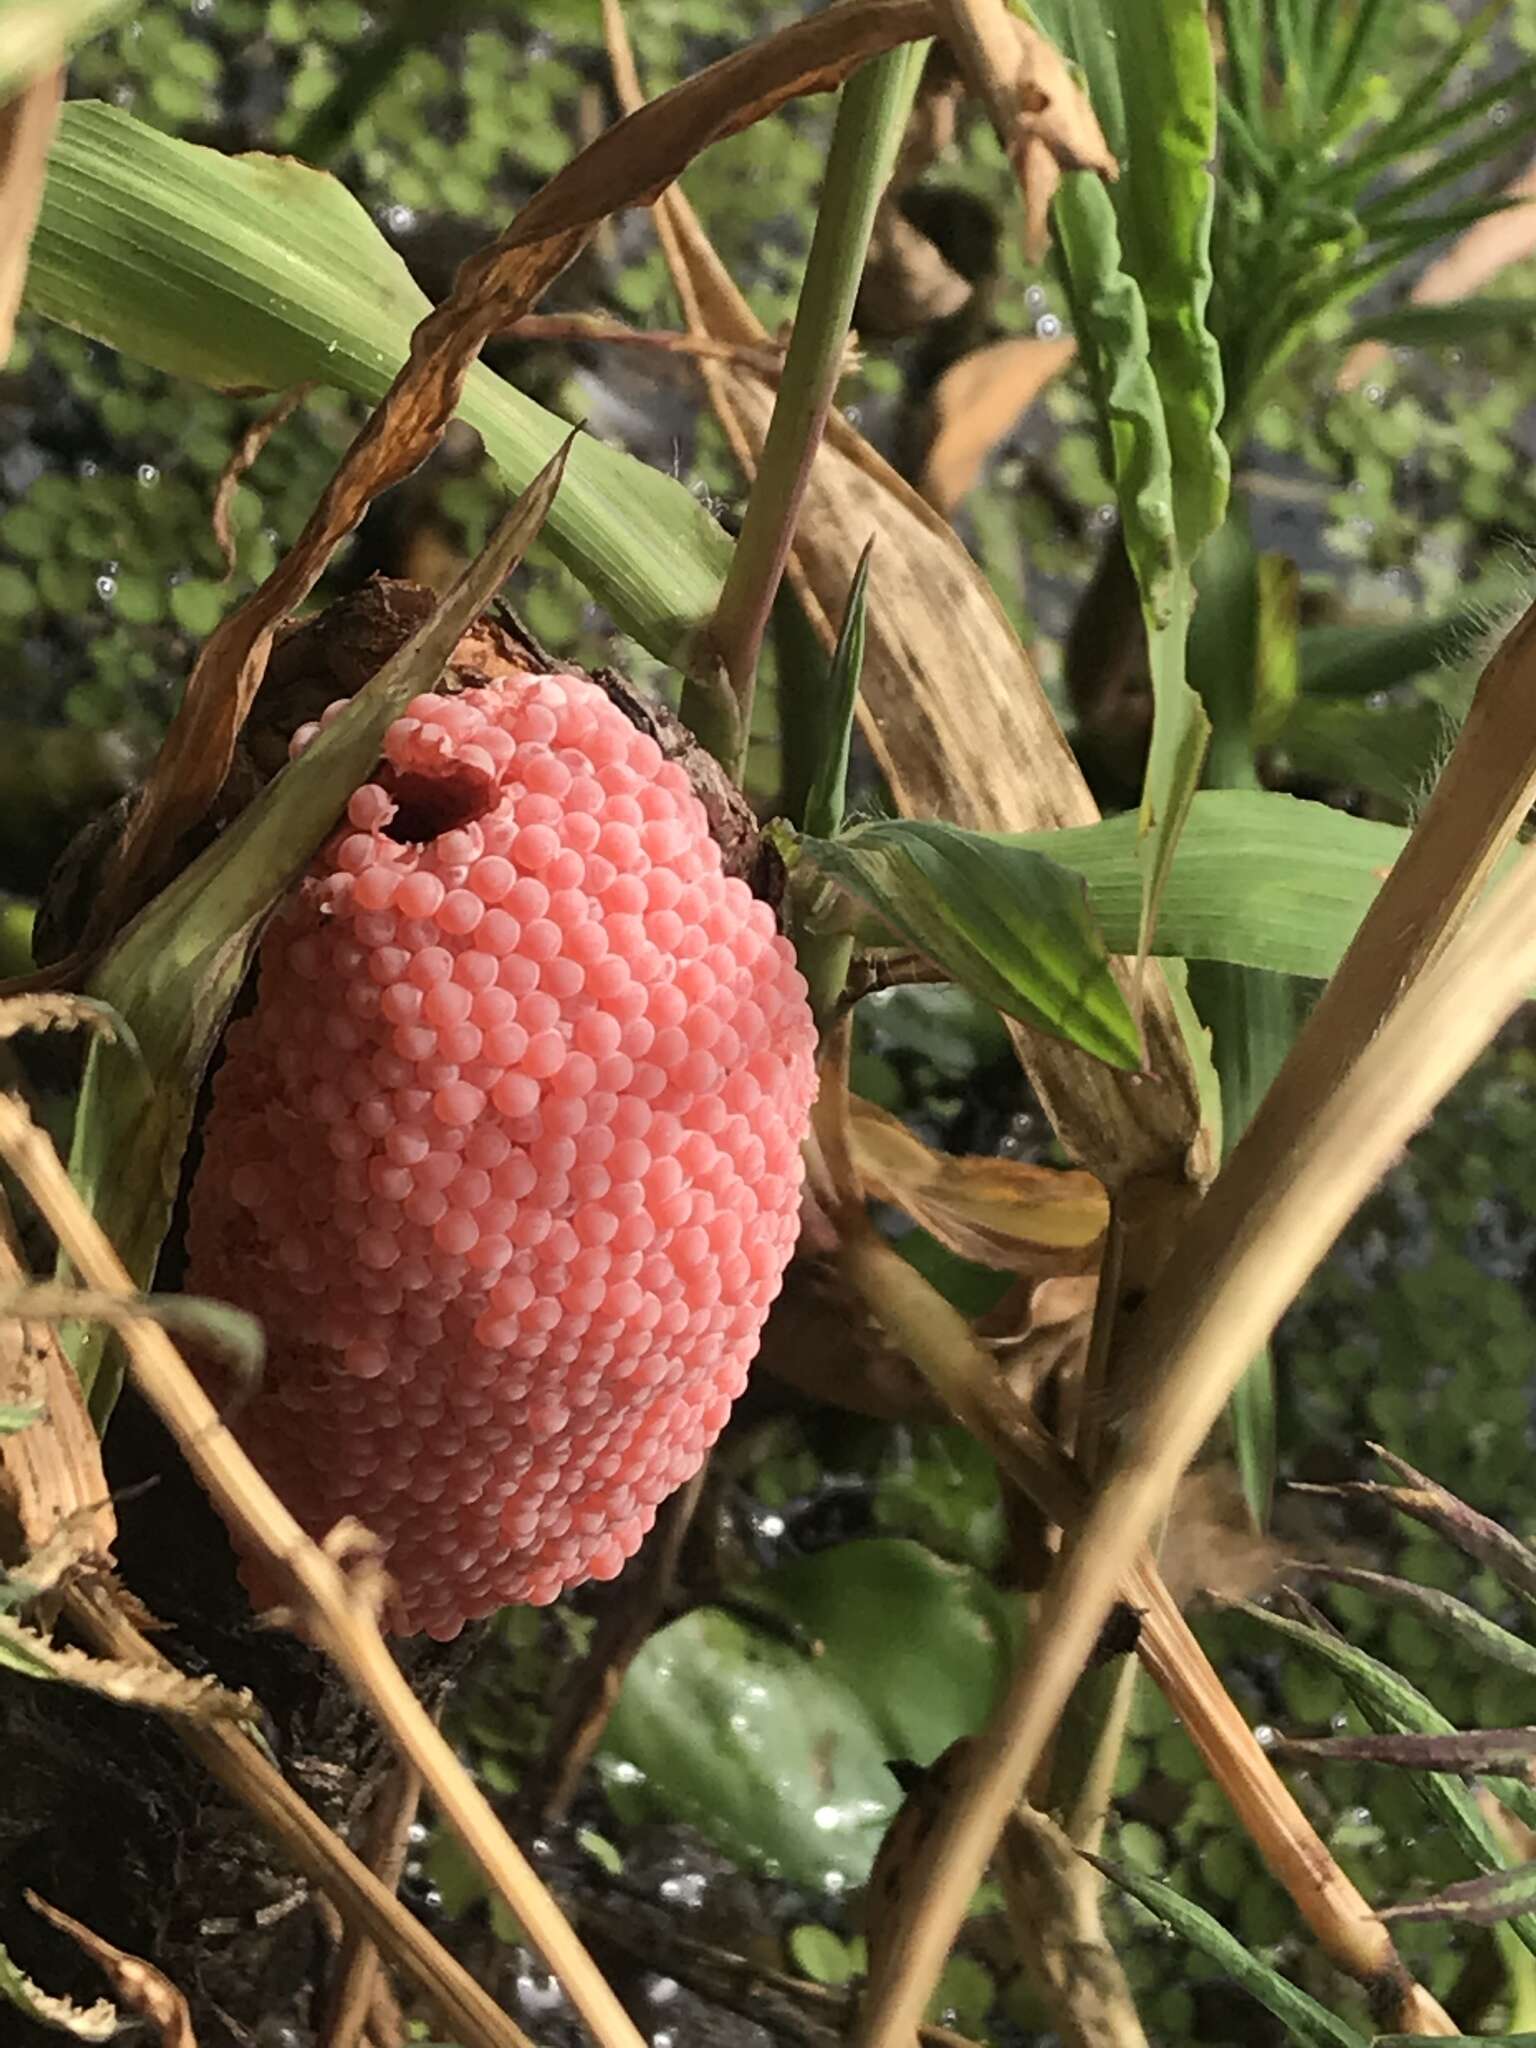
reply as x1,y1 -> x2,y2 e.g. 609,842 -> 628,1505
1089,1857 -> 1367,2047
66,457 -> 568,1415
28,102 -> 732,670
795,819 -> 1141,1070
601,1539 -> 1021,1888
0,0 -> 130,91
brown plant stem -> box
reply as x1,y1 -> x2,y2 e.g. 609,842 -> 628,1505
320,1759 -> 423,2048
0,1093 -> 646,2048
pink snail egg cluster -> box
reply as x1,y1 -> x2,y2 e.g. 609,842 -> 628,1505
185,670 -> 817,1638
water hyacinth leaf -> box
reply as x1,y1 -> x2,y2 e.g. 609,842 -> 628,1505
602,1539 -> 1020,1887
0,0 -> 130,92
1295,1563 -> 1536,1683
0,1935 -> 117,2042
28,103 -> 732,668
796,819 -> 1141,1070
1274,1730 -> 1536,1776
67,461 -> 569,1415
801,535 -> 874,843
1088,1857 -> 1368,2048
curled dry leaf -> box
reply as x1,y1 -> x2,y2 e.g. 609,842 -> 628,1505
211,381 -> 314,578
0,992 -> 129,1046
89,0 -> 942,947
0,1611 -> 255,1721
27,1896 -> 196,2048
0,65 -> 61,358
0,1935 -> 118,2042
920,334 -> 1076,514
850,1092 -> 1107,1270
932,0 -> 1117,260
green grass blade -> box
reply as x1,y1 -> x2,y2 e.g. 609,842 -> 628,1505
26,102 -> 732,670
1321,0 -> 1395,125
1345,298 -> 1536,351
1300,608 -> 1487,696
801,537 -> 873,843
1088,1857 -> 1368,2047
1232,1599 -> 1536,1956
1294,1563 -> 1536,1684
793,820 -> 1142,1070
1278,696 -> 1454,815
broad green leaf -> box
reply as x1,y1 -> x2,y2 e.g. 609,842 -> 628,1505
1007,789 -> 1409,979
0,0 -> 129,91
67,460 -> 567,1415
28,103 -> 732,669
602,1539 -> 1021,1888
1089,1856 -> 1367,2047
1232,1600 -> 1536,1957
1344,298 -> 1536,351
794,819 -> 1142,1071
0,1933 -> 117,2042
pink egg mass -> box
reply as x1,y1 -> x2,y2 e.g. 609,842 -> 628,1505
185,666 -> 817,1638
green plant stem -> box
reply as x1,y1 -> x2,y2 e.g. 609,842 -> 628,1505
691,43 -> 925,778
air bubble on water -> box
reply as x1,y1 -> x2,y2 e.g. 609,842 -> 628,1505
1330,1710 -> 1350,1731
658,1871 -> 707,1909
1364,384 -> 1384,404
191,0 -> 214,14
78,460 -> 99,480
647,1976 -> 680,2006
653,2032 -> 676,2048
408,1821 -> 428,1845
95,574 -> 117,601
385,204 -> 417,234
530,1836 -> 553,1860
1493,100 -> 1512,124
111,84 -> 136,107
136,463 -> 160,487
1034,313 -> 1063,339
823,1870 -> 847,1896
756,1509 -> 785,1540
515,1969 -> 566,2015
1093,503 -> 1117,528
843,405 -> 861,426
1025,284 -> 1046,309
606,1756 -> 644,1786
1366,690 -> 1389,710
1254,1724 -> 1277,1748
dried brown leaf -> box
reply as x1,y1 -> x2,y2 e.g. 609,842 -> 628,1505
859,199 -> 972,339
1338,155 -> 1536,390
0,66 -> 61,358
211,382 -> 314,578
27,1896 -> 196,2047
850,1092 -> 1107,1270
90,0 -> 940,948
920,334 -> 1075,513
933,0 -> 1117,260
0,992 -> 126,1044
0,1610 -> 256,1719
994,1806 -> 1148,2048
0,1195 -> 114,1565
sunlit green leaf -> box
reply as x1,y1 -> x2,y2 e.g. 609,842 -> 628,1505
795,818 -> 1141,1070
0,0 -> 130,92
28,103 -> 731,670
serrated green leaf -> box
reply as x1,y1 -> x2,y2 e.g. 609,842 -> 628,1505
0,0 -> 130,92
28,102 -> 731,670
796,819 -> 1141,1070
0,1931 -> 117,2042
1088,1856 -> 1367,2047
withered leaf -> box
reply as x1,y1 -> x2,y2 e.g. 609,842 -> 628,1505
211,381 -> 313,578
920,334 -> 1075,514
0,1612 -> 254,1721
1273,1728 -> 1536,1777
28,1897 -> 197,2047
850,1093 -> 1106,1270
0,66 -> 61,359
